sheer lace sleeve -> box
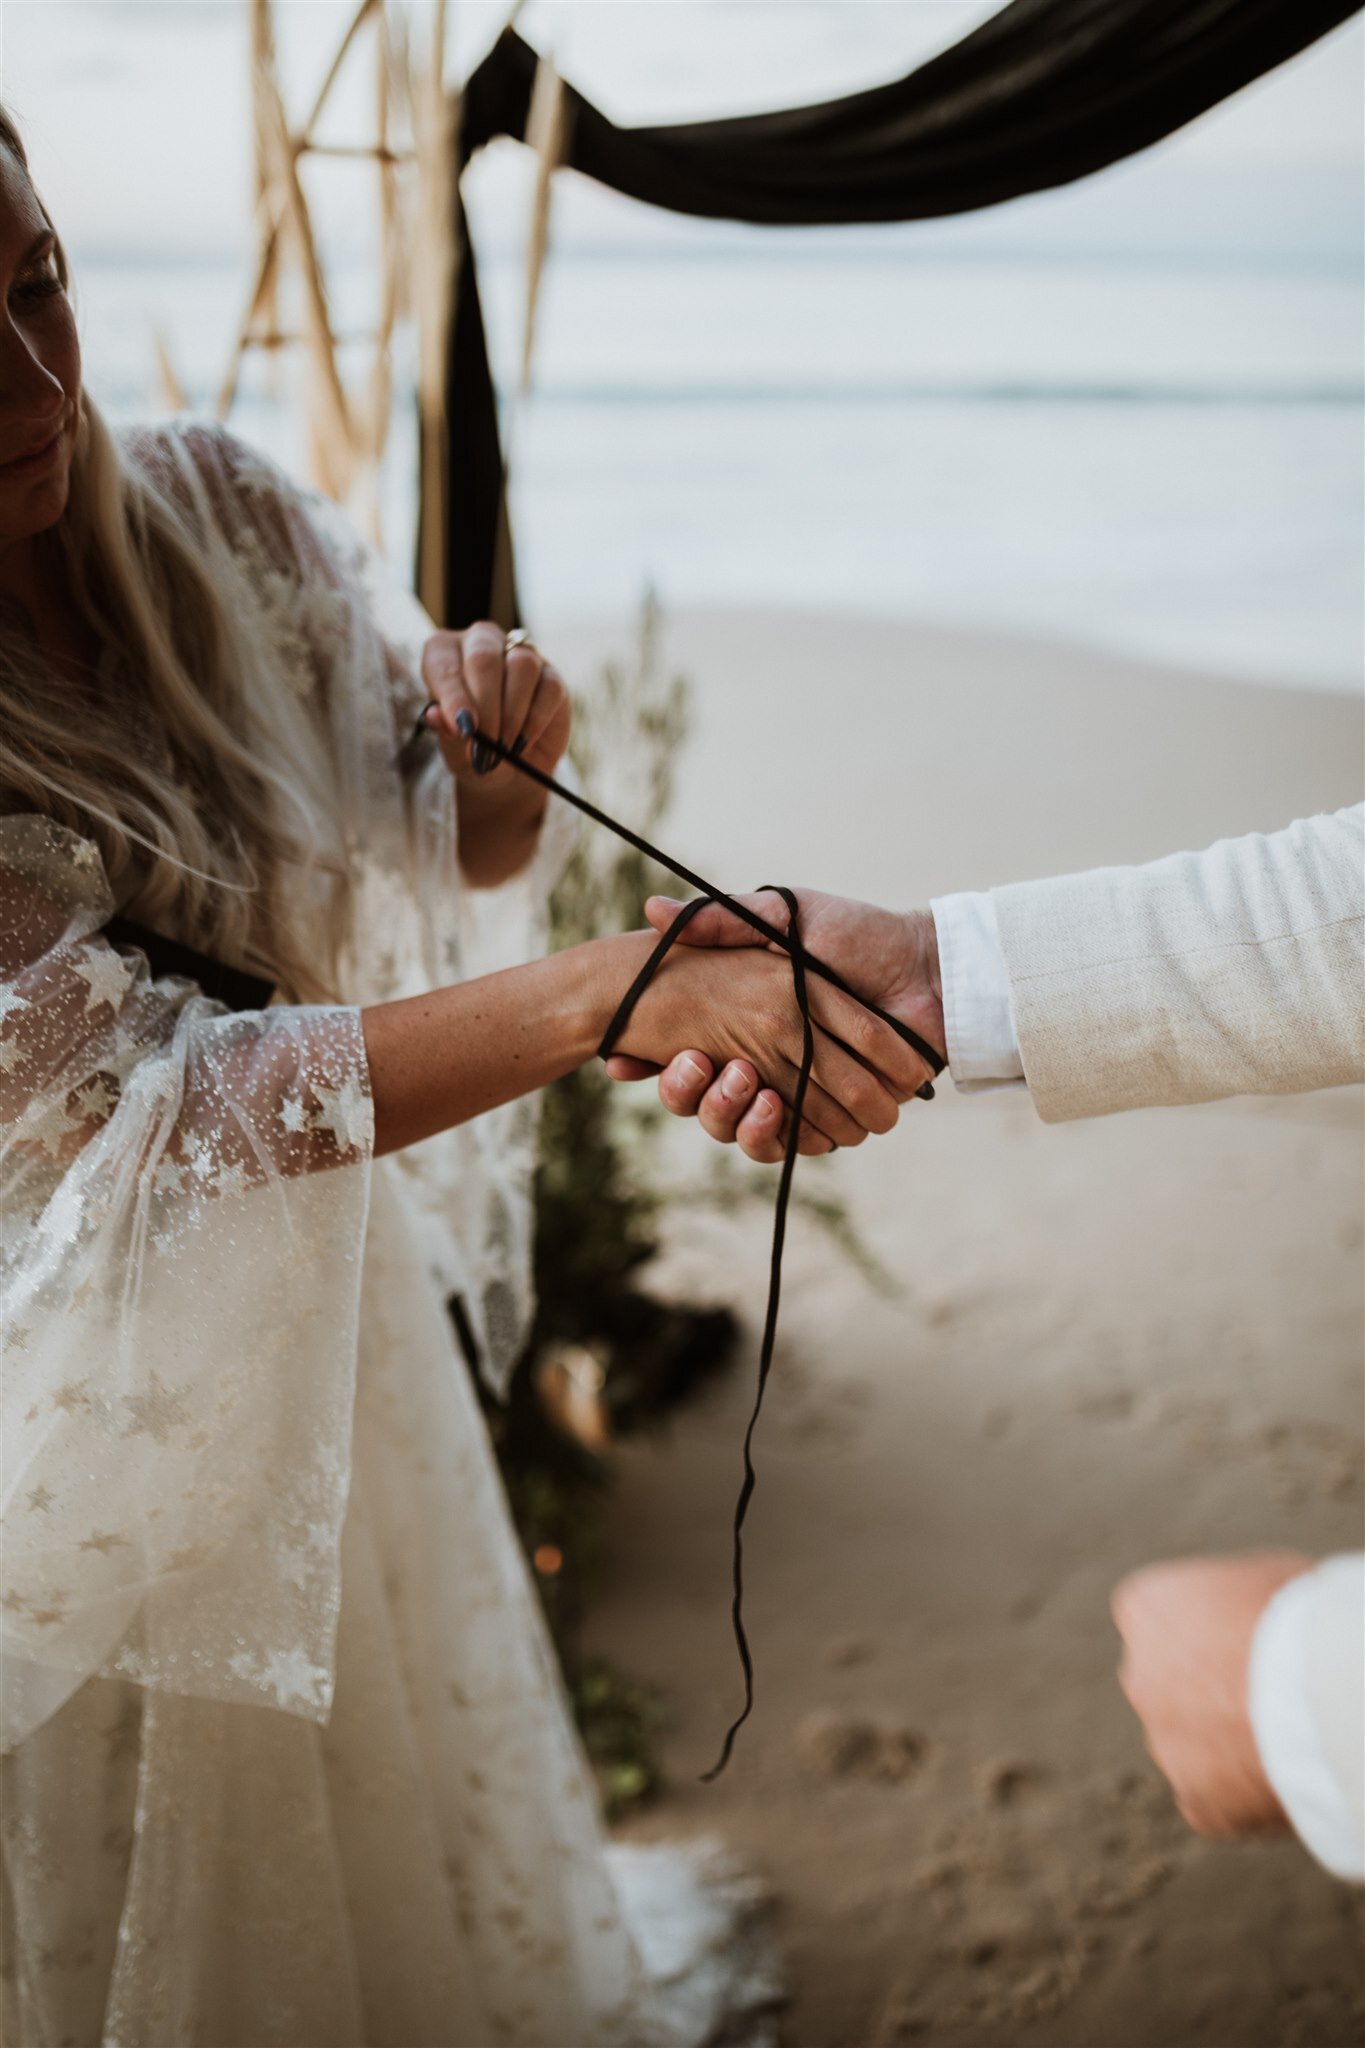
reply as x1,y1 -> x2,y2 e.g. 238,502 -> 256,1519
0,813 -> 373,1750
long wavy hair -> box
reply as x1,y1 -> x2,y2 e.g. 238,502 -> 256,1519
0,109 -> 348,1002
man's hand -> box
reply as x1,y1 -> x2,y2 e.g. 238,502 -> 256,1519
1111,1552 -> 1313,1837
605,888 -> 945,1164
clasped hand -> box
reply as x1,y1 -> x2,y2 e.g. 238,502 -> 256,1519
607,888 -> 946,1160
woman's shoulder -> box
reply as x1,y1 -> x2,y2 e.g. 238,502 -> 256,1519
120,417 -> 294,526
120,418 -> 343,588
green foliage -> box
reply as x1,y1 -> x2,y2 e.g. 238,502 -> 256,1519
572,1657 -> 667,1820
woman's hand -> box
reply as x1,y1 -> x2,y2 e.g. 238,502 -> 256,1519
596,927 -> 918,1156
418,623 -> 572,887
420,622 -> 571,783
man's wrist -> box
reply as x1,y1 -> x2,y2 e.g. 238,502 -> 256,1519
897,909 -> 947,1059
928,891 -> 1025,1090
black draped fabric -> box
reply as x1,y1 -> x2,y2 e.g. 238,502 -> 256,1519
433,0 -> 1359,625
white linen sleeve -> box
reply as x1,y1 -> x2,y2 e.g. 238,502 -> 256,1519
1248,1554 -> 1365,1882
988,806 -> 1365,1122
930,890 -> 1026,1093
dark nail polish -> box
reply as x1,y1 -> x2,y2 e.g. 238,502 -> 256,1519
473,742 -> 494,776
454,708 -> 476,740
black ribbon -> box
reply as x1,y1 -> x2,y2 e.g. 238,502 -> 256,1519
423,708 -> 944,1773
102,914 -> 277,1014
436,0 -> 1361,626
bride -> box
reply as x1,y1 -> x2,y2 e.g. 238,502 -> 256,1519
0,113 -> 926,2046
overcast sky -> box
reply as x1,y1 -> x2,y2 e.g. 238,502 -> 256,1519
2,1 -> 1361,264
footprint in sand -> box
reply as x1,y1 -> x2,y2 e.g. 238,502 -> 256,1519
976,1758 -> 1047,1809
873,1921 -> 1099,2041
794,1709 -> 928,1784
1158,1395 -> 1363,1507
1276,1979 -> 1365,2048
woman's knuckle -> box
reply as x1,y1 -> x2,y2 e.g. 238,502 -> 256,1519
423,633 -> 461,676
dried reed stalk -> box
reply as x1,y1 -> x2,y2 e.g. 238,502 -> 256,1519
520,51 -> 568,395
254,43 -> 356,500
354,0 -> 402,546
218,0 -> 382,436
411,0 -> 460,621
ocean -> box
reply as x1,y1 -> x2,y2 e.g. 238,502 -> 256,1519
73,181 -> 1362,694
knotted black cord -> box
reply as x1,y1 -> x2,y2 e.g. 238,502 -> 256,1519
417,708 -> 945,1773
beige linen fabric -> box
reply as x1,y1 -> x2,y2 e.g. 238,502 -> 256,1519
991,805 -> 1365,1123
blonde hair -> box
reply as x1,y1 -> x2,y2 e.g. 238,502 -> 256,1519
0,109 -> 348,1003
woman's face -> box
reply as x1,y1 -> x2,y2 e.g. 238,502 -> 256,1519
0,147 -> 80,550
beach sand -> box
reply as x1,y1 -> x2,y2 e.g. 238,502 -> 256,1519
548,611 -> 1365,2047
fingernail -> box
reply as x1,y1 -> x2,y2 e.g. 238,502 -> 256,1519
511,736 -> 528,758
719,1063 -> 754,1105
680,1053 -> 709,1086
753,1094 -> 778,1123
454,708 -> 476,740
654,896 -> 682,909
473,742 -> 494,776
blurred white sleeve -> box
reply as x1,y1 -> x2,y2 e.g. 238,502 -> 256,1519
1248,1555 -> 1365,1882
930,890 -> 1026,1093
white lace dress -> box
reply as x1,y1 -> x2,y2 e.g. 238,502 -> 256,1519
0,422 -> 781,2047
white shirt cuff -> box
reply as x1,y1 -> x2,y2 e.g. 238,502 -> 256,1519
1248,1557 -> 1365,1882
930,890 -> 1026,1093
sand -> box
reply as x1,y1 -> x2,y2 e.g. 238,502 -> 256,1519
546,610 -> 1365,2047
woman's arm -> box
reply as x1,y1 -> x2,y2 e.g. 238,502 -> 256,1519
363,924 -> 924,1159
